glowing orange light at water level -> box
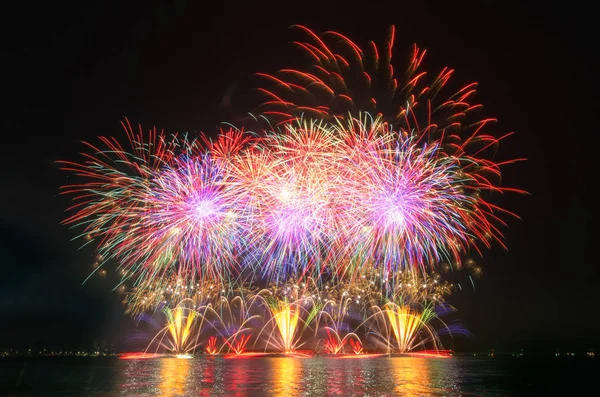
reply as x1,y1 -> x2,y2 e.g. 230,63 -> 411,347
338,353 -> 386,359
407,350 -> 452,358
224,352 -> 270,359
119,352 -> 163,360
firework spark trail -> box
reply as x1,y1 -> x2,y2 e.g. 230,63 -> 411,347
59,122 -> 252,299
333,117 -> 490,276
58,120 -> 191,283
135,153 -> 245,283
254,280 -> 323,353
145,300 -> 201,356
59,26 -> 524,323
256,25 -> 481,134
253,25 -> 525,275
60,116 -> 517,296
317,289 -> 363,354
233,119 -> 345,281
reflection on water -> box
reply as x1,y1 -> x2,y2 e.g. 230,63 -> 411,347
200,357 -> 215,392
271,357 -> 300,396
158,358 -> 191,397
2,355 -> 597,396
325,358 -> 365,395
391,357 -> 431,396
224,358 -> 257,396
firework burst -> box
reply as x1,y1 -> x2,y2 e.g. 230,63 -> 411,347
254,25 -> 525,274
257,25 -> 485,132
59,26 -> 523,331
331,116 -> 508,276
234,119 -> 344,281
59,121 -> 250,300
136,153 -> 245,283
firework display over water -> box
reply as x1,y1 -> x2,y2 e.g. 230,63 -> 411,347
52,23 -> 526,357
1,2 -> 596,396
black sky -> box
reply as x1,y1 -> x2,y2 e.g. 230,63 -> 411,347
1,1 -> 596,352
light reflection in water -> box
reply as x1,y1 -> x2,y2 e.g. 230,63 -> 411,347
201,357 -> 215,389
2,355 -> 586,396
271,357 -> 301,396
391,357 -> 432,396
158,357 -> 191,397
109,356 -> 509,396
225,359 -> 251,396
325,359 -> 364,395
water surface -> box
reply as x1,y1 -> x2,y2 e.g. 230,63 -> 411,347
1,355 -> 596,396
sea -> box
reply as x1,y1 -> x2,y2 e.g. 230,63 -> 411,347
0,355 -> 597,396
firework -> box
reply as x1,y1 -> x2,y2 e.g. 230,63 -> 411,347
231,119 -> 345,281
138,278 -> 463,356
352,271 -> 467,354
145,300 -> 201,356
205,336 -> 218,355
257,25 -> 493,137
330,116 -> 508,276
348,338 -> 364,355
134,152 -> 245,283
255,25 -> 525,272
61,115 -> 513,308
209,293 -> 265,355
253,279 -> 323,353
59,26 -> 523,334
59,121 -> 253,304
123,276 -> 226,317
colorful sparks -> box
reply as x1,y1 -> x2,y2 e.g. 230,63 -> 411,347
59,25 -> 523,357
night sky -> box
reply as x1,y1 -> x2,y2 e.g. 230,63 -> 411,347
1,1 -> 596,352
